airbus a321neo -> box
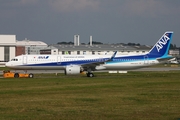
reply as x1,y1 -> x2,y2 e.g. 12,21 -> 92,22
5,31 -> 173,77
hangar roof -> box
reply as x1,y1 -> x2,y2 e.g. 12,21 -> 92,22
16,39 -> 47,46
50,44 -> 151,51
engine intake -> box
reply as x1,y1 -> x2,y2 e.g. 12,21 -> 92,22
65,65 -> 81,75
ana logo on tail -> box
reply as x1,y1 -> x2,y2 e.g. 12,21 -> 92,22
155,34 -> 170,52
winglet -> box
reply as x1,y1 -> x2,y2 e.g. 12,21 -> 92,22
110,51 -> 117,61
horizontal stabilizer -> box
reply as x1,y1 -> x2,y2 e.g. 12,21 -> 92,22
156,56 -> 174,62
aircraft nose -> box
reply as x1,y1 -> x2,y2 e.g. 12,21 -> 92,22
5,62 -> 11,67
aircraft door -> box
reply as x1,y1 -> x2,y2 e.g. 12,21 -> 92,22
57,56 -> 61,65
144,56 -> 149,64
23,56 -> 27,64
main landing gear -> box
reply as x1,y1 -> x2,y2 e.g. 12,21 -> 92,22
85,68 -> 95,77
86,72 -> 94,77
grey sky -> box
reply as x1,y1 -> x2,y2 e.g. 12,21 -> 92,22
0,0 -> 180,46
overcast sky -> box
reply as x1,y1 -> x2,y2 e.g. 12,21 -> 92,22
0,0 -> 180,46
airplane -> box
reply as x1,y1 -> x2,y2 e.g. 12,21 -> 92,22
5,31 -> 173,77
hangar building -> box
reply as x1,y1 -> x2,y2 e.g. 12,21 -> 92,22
40,35 -> 151,55
0,35 -> 47,64
40,44 -> 150,55
0,35 -> 16,62
16,38 -> 48,55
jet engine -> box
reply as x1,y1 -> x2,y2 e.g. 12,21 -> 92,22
65,65 -> 81,75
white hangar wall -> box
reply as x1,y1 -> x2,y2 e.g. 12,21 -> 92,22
0,47 -> 4,61
0,35 -> 16,62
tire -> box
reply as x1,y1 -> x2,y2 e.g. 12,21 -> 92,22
29,73 -> 34,78
89,73 -> 94,77
14,73 -> 19,78
87,73 -> 94,77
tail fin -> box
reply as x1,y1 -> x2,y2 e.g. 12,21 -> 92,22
148,31 -> 173,57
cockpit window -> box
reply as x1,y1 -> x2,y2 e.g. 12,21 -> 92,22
11,59 -> 18,61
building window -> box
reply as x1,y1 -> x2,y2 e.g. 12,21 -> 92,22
27,47 -> 30,54
63,51 -> 71,54
4,46 -> 9,62
77,51 -> 80,55
40,50 -> 51,54
92,51 -> 95,55
98,51 -> 101,55
62,51 -> 65,55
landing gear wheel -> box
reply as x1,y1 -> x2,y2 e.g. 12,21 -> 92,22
87,73 -> 94,77
29,73 -> 34,78
14,73 -> 19,78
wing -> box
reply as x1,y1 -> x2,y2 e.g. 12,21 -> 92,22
81,51 -> 117,71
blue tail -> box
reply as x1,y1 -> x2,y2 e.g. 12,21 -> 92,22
148,31 -> 173,57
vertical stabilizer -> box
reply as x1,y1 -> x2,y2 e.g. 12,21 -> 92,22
148,31 -> 173,57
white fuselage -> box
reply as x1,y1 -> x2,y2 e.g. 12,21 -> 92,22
5,54 -> 159,70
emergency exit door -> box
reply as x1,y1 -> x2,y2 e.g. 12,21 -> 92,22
57,56 -> 61,65
144,56 -> 149,64
23,56 -> 27,64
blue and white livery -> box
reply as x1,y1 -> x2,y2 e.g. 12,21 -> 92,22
5,31 -> 173,77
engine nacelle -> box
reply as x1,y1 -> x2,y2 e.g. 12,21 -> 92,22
65,65 -> 81,75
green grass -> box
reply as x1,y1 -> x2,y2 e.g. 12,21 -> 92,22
0,71 -> 180,120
